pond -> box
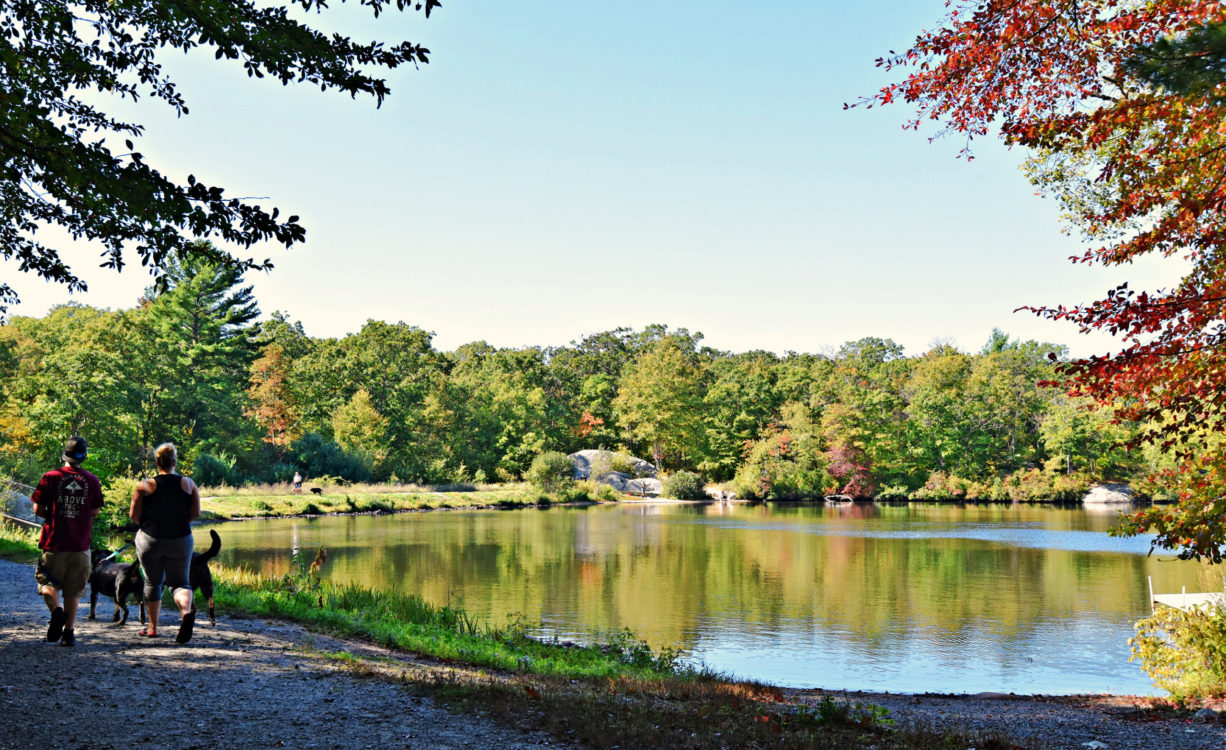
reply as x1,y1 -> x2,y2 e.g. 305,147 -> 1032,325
199,502 -> 1211,695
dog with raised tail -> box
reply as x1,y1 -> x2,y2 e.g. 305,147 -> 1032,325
190,529 -> 222,625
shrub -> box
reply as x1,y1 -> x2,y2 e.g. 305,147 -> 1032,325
553,479 -> 606,503
288,433 -> 372,484
525,451 -> 575,492
1131,603 -> 1226,700
592,482 -> 620,502
874,484 -> 911,501
194,453 -> 238,488
910,471 -> 968,501
269,462 -> 298,484
94,474 -> 139,548
730,430 -> 826,500
998,469 -> 1089,503
663,471 -> 706,500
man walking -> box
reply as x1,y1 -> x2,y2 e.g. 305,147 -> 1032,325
31,436 -> 104,647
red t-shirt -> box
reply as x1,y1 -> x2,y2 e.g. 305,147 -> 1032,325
33,466 -> 104,552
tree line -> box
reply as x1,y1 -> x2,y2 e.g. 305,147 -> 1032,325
0,250 -> 1159,500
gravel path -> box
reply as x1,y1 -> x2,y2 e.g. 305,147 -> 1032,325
4,555 -> 1226,749
0,559 -> 562,750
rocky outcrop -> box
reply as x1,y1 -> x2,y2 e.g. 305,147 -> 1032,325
597,472 -> 663,497
1083,483 -> 1135,505
568,450 -> 657,479
568,450 -> 660,497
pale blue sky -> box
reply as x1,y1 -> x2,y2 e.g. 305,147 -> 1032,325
8,1 -> 1186,356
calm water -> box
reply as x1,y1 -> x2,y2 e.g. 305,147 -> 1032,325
199,502 -> 1211,695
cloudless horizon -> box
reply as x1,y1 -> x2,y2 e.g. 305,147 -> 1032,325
4,1 -> 1189,358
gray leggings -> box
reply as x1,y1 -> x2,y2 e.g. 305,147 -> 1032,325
135,530 -> 193,601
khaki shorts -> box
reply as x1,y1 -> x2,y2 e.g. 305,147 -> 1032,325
35,550 -> 91,598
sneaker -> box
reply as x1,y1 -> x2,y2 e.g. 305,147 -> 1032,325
58,629 -> 75,648
46,607 -> 65,642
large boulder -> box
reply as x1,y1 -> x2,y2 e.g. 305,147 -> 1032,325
1,490 -> 36,523
567,451 -> 662,497
568,450 -> 657,480
1083,483 -> 1135,505
593,471 -> 662,497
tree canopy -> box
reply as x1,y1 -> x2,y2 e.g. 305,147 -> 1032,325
865,0 -> 1226,559
0,0 -> 438,316
1,277 -> 1139,504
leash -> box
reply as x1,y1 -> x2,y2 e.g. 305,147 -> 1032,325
95,542 -> 133,565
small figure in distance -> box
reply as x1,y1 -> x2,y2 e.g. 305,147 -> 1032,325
130,443 -> 201,643
31,436 -> 104,647
292,470 -> 303,494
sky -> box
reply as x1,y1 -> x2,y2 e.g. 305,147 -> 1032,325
6,1 -> 1190,358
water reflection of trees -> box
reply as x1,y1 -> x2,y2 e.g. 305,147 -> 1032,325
206,505 -> 1206,653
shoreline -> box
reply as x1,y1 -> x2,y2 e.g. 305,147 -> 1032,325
195,493 -> 1154,525
0,546 -> 1221,748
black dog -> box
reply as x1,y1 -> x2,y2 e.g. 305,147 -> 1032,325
309,487 -> 323,496
190,529 -> 221,625
88,549 -> 146,625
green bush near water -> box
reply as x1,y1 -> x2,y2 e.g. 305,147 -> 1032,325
663,471 -> 706,500
525,452 -> 575,493
194,453 -> 240,488
1131,603 -> 1226,700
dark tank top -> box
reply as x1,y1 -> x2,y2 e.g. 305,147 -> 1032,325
139,474 -> 192,539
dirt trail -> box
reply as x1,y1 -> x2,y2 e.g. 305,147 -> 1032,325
4,555 -> 1226,749
0,559 -> 561,749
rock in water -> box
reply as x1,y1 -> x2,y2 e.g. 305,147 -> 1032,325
1082,483 -> 1135,505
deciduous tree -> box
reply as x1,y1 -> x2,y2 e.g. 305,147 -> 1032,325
867,0 -> 1226,559
613,336 -> 706,470
1,0 -> 438,315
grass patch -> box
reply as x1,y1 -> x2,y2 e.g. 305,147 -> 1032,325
0,523 -> 38,562
203,481 -> 501,499
200,484 -> 548,520
198,480 -> 627,521
213,559 -> 688,681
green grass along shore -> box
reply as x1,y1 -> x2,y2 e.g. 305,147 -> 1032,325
197,481 -> 619,520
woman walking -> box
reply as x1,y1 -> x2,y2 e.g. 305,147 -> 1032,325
130,443 -> 201,643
